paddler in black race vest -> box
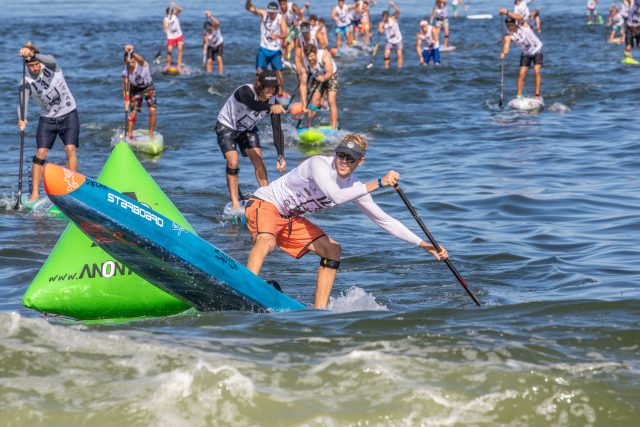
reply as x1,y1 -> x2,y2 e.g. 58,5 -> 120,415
216,70 -> 287,215
244,134 -> 448,309
499,8 -> 544,101
122,44 -> 157,141
18,42 -> 79,203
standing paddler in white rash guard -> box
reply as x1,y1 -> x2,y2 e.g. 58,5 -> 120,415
244,134 -> 448,309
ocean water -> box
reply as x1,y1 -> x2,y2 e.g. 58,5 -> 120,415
1,1 -> 639,425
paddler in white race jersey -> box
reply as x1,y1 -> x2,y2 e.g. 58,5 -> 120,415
416,20 -> 441,66
163,2 -> 184,71
430,0 -> 450,48
332,0 -> 356,50
301,44 -> 339,129
122,44 -> 157,141
246,1 -> 289,96
451,0 -> 465,18
294,22 -> 316,86
278,0 -> 304,62
308,14 -> 329,49
244,134 -> 448,309
499,9 -> 544,100
203,10 -> 224,75
216,71 -> 287,213
18,42 -> 79,203
378,2 -> 403,69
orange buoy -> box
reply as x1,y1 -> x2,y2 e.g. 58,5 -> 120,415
290,102 -> 303,115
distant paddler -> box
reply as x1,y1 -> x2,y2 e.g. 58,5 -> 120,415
122,45 -> 157,141
294,22 -> 315,80
308,14 -> 329,49
607,4 -> 625,44
332,0 -> 356,49
300,44 -> 339,130
378,2 -> 403,69
586,0 -> 603,25
451,0 -> 465,18
163,2 -> 185,72
430,0 -> 450,48
278,0 -> 304,62
623,0 -> 640,64
499,9 -> 544,101
203,10 -> 225,75
18,42 -> 79,203
246,1 -> 289,96
216,71 -> 287,215
244,134 -> 448,310
315,17 -> 330,49
417,20 -> 441,66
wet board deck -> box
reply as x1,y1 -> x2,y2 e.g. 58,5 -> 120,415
297,126 -> 336,144
120,130 -> 164,155
508,97 -> 545,111
21,195 -> 65,218
43,163 -> 305,313
163,66 -> 180,75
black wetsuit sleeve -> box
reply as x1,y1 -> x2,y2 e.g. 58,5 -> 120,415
234,85 -> 271,111
34,54 -> 58,70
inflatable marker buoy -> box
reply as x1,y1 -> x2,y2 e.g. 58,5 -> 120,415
22,143 -> 192,320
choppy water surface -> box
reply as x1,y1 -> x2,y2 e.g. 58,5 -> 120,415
0,1 -> 638,425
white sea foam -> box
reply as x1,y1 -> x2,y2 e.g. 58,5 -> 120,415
328,286 -> 388,312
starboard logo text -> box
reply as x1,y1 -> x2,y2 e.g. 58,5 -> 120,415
107,193 -> 164,227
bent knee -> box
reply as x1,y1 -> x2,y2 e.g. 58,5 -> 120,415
326,240 -> 341,260
256,233 -> 277,252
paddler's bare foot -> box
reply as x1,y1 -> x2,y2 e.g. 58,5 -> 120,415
148,132 -> 155,140
27,194 -> 39,203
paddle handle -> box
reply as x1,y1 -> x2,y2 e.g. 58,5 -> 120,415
394,184 -> 481,306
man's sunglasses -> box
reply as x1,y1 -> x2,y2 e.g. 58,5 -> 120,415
336,152 -> 357,163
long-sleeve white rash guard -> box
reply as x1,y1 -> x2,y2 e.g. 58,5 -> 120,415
253,155 -> 423,246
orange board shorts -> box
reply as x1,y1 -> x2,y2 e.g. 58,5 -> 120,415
245,198 -> 326,259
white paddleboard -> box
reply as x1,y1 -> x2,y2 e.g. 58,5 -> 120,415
508,97 -> 545,111
467,14 -> 493,20
440,46 -> 456,52
124,130 -> 165,155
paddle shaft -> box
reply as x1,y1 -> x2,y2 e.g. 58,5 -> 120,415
295,79 -> 318,129
394,184 -> 481,306
154,8 -> 173,63
499,57 -> 504,108
14,61 -> 27,210
124,53 -> 131,132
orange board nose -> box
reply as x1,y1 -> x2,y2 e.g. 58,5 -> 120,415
44,163 -> 86,196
